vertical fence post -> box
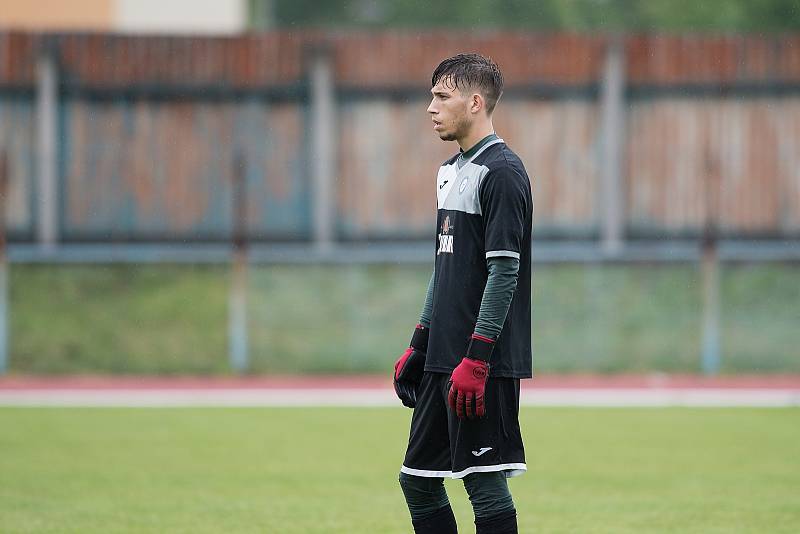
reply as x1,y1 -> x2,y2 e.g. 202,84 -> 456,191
701,152 -> 721,375
600,37 -> 626,256
309,49 -> 336,252
0,151 -> 8,374
701,233 -> 721,375
229,151 -> 249,373
36,40 -> 59,252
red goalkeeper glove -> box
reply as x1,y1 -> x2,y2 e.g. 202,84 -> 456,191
393,325 -> 429,408
448,334 -> 495,419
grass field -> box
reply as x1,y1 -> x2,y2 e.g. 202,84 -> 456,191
10,263 -> 800,374
1,407 -> 798,533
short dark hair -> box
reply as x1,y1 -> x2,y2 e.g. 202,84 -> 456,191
431,53 -> 504,114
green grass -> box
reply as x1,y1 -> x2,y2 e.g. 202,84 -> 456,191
0,407 -> 798,533
11,265 -> 229,374
9,263 -> 800,374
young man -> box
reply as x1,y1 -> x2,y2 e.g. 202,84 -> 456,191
393,54 -> 533,534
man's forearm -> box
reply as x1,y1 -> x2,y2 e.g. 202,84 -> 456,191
474,256 -> 520,340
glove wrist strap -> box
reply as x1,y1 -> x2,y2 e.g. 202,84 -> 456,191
466,334 -> 495,362
410,324 -> 430,352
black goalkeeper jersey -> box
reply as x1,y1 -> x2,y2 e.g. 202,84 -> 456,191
425,136 -> 533,379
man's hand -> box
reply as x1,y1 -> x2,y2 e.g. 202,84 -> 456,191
448,334 -> 494,419
393,325 -> 429,408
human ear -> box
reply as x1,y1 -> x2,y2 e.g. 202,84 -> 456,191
471,93 -> 484,115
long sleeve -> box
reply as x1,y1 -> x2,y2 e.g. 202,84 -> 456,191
474,256 -> 520,339
418,268 -> 436,328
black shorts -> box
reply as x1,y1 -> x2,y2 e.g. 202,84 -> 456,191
400,371 -> 526,479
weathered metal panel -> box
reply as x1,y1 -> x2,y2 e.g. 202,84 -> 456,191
0,31 -> 606,88
776,99 -> 800,233
626,99 -> 707,233
3,31 -> 800,88
334,32 -> 606,87
714,98 -> 800,234
0,32 -> 36,85
3,30 -> 800,241
495,99 -> 601,234
55,32 -> 305,88
337,98 -> 601,238
239,100 -> 310,239
626,35 -> 800,85
0,96 -> 34,237
61,98 -> 308,240
337,99 -> 450,238
626,97 -> 800,235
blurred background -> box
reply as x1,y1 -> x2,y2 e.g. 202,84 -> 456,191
0,0 -> 798,377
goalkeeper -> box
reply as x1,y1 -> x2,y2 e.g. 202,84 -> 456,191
393,54 -> 533,534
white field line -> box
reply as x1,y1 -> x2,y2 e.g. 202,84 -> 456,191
0,388 -> 798,407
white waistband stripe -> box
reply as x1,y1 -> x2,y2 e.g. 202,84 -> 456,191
401,463 -> 527,479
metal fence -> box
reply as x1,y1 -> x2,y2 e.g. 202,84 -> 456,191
1,32 -> 800,248
1,31 -> 799,375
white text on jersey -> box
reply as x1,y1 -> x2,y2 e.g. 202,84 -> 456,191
437,234 -> 454,255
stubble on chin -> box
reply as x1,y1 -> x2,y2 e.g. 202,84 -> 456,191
438,120 -> 466,142
446,116 -> 470,143
435,109 -> 469,142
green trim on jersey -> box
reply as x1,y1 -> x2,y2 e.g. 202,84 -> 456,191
456,133 -> 499,169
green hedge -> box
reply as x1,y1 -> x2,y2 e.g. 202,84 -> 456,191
8,263 -> 800,374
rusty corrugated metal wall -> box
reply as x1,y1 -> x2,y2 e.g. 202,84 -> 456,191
0,31 -> 798,241
627,98 -> 800,236
0,94 -> 34,237
61,99 -> 308,239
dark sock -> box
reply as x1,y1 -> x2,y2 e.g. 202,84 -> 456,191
475,509 -> 518,534
412,505 -> 458,534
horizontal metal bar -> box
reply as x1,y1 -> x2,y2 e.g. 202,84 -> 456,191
4,82 -> 600,102
627,81 -> 800,99
9,243 -> 233,264
6,81 -> 800,102
337,83 -> 600,102
7,241 -> 800,265
59,83 -> 309,102
0,85 -> 34,98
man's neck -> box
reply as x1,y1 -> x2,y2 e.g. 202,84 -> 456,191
457,123 -> 495,154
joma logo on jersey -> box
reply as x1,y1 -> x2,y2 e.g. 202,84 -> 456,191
437,216 -> 454,255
